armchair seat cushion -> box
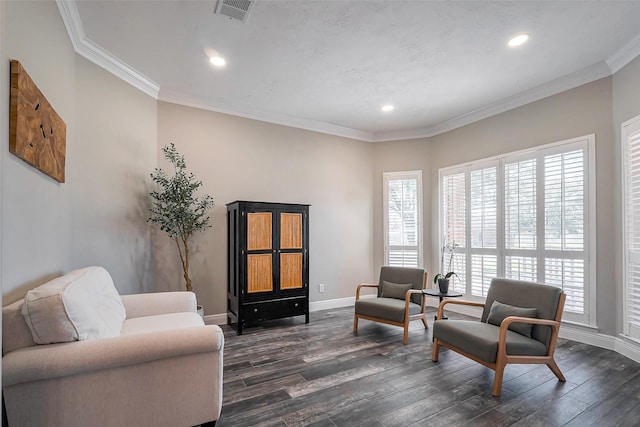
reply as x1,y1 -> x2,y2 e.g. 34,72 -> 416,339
355,298 -> 422,323
433,320 -> 547,363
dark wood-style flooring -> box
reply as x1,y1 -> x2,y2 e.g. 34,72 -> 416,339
216,307 -> 640,427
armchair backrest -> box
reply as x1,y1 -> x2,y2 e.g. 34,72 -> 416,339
378,266 -> 426,305
481,278 -> 563,347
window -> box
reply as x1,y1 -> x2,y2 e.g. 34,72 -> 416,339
439,135 -> 595,325
384,171 -> 423,268
623,115 -> 640,341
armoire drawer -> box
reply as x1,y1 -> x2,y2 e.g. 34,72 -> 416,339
243,298 -> 307,323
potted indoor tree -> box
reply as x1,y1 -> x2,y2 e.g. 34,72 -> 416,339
148,143 -> 214,302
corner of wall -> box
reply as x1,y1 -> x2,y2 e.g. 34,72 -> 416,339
1,1 -> 6,423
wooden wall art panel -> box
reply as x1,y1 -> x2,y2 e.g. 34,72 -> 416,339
9,60 -> 66,183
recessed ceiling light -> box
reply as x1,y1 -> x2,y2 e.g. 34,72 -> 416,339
508,33 -> 530,47
382,105 -> 394,112
209,56 -> 226,67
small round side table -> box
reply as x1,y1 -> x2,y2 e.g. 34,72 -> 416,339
422,289 -> 463,320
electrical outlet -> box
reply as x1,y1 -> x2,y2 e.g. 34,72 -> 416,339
319,283 -> 325,293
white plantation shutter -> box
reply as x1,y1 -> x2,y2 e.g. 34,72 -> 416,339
545,150 -> 585,252
505,159 -> 537,250
439,135 -> 594,324
442,172 -> 466,293
623,115 -> 640,340
470,167 -> 497,249
504,158 -> 537,282
470,166 -> 498,297
384,171 -> 422,268
544,149 -> 586,314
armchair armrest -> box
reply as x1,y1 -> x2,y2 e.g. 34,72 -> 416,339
437,299 -> 485,320
355,283 -> 378,301
405,289 -> 426,310
2,325 -> 223,386
121,291 -> 197,319
498,316 -> 561,347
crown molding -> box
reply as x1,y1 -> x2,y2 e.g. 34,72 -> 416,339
56,0 -> 159,99
56,0 -> 638,144
372,61 -> 612,142
607,32 -> 640,74
158,90 -> 375,142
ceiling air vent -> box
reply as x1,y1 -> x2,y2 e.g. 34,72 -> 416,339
215,0 -> 255,23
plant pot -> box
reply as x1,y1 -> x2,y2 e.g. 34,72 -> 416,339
438,278 -> 450,294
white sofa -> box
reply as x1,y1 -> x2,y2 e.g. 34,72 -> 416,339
2,266 -> 224,427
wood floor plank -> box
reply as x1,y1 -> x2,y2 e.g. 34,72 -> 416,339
215,306 -> 640,427
563,393 -> 640,426
515,395 -> 591,427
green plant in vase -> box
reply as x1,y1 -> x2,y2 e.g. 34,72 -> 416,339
433,272 -> 458,294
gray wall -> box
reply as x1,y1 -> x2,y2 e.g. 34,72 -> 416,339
157,102 -> 375,315
2,0 -> 77,301
71,56 -> 157,294
1,1 -> 158,303
372,138 -> 430,280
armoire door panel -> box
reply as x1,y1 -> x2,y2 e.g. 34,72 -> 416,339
247,254 -> 273,293
280,213 -> 303,249
280,253 -> 303,289
247,212 -> 272,250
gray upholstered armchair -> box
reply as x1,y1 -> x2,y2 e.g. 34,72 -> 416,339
353,266 -> 428,345
432,278 -> 566,396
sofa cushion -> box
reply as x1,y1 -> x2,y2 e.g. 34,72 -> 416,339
121,312 -> 205,336
380,281 -> 412,300
21,266 -> 126,344
487,300 -> 538,337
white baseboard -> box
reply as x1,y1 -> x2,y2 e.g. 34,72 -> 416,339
615,336 -> 640,364
205,296 -> 640,363
203,313 -> 227,325
309,294 -> 376,312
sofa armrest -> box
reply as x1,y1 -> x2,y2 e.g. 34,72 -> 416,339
121,291 -> 197,318
2,324 -> 223,386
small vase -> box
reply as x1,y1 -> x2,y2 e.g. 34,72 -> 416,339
438,278 -> 450,294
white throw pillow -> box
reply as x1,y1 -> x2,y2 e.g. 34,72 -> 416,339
22,266 -> 126,344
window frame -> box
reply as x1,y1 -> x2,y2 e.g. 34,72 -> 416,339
438,135 -> 596,326
383,170 -> 423,268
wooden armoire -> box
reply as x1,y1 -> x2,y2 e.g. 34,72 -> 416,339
226,201 -> 310,334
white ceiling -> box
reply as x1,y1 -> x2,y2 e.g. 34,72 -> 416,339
61,1 -> 640,142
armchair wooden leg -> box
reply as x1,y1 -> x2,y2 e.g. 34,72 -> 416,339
546,360 -> 566,382
432,339 -> 440,361
492,361 -> 506,397
403,324 -> 409,345
421,316 -> 428,329
353,315 -> 359,335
